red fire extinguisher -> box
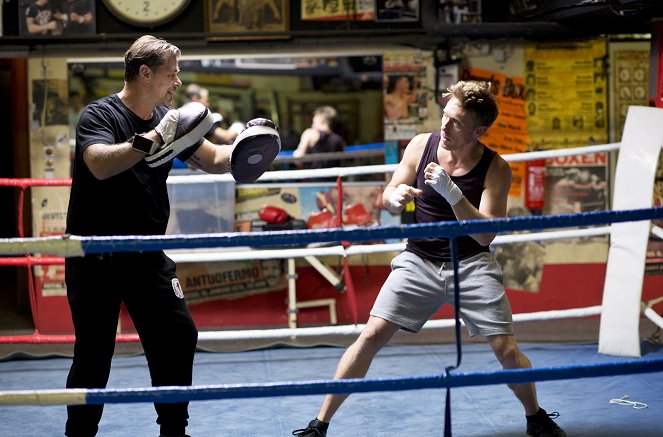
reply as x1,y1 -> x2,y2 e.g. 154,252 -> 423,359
525,159 -> 545,213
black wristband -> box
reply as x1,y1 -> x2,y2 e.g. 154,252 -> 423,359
130,134 -> 159,154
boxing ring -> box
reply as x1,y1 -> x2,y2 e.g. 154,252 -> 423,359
1,106 -> 663,435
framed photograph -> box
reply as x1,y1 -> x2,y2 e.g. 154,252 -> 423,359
19,0 -> 96,37
206,0 -> 289,39
375,0 -> 418,22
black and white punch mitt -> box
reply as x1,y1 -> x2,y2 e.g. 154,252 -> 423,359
145,102 -> 215,168
229,118 -> 281,183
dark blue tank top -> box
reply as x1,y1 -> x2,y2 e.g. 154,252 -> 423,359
309,130 -> 346,169
405,131 -> 496,262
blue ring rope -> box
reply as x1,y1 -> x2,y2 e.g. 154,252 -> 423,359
80,358 -> 663,405
77,207 -> 663,254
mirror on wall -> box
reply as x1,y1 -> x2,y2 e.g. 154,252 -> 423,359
68,54 -> 385,152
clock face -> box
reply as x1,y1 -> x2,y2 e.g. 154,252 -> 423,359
103,0 -> 191,27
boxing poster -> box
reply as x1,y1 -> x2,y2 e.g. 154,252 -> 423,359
207,0 -> 288,38
301,0 -> 375,21
235,182 -> 397,233
542,152 -> 610,264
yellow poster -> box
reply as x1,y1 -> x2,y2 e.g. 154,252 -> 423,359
301,0 -> 375,20
524,39 -> 608,150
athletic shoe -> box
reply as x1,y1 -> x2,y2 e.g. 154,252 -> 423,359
292,418 -> 329,436
526,408 -> 566,437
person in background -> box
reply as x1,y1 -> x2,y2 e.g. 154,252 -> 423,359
24,0 -> 65,35
61,0 -> 95,34
292,80 -> 566,437
293,105 -> 346,169
181,83 -> 243,144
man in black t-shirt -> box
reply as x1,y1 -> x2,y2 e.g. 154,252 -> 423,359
65,35 -> 235,437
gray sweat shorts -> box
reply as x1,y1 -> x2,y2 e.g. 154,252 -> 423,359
370,250 -> 513,337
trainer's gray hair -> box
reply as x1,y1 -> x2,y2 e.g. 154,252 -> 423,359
124,35 -> 180,83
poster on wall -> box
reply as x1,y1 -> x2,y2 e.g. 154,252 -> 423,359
543,152 -> 610,215
235,182 -> 400,239
383,52 -> 430,140
608,41 -> 650,142
302,0 -> 375,21
463,68 -> 528,198
19,0 -> 96,36
524,39 -> 608,150
542,152 -> 610,265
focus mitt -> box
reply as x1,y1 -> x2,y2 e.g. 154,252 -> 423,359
229,118 -> 281,183
145,102 -> 214,168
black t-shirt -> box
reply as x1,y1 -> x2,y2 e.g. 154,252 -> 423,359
62,0 -> 93,34
66,94 -> 197,237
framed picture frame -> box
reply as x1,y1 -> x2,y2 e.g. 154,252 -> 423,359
206,0 -> 289,40
19,0 -> 96,37
375,0 -> 419,23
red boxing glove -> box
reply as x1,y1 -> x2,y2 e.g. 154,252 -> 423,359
259,205 -> 290,224
343,203 -> 372,226
307,210 -> 335,229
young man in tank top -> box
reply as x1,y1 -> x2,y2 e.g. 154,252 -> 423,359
293,81 -> 566,437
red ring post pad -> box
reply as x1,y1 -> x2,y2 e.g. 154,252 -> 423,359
230,118 -> 281,184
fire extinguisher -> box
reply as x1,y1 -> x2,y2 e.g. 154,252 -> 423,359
525,159 -> 545,214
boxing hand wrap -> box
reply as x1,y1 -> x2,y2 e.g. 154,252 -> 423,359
145,102 -> 214,168
229,118 -> 281,183
425,166 -> 464,206
388,184 -> 409,211
154,109 -> 179,144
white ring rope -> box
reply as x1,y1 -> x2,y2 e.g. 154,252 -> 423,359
166,142 -> 622,184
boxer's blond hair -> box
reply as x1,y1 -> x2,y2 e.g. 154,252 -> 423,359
443,81 -> 499,128
314,106 -> 338,127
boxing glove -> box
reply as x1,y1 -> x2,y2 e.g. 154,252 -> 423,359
259,205 -> 290,224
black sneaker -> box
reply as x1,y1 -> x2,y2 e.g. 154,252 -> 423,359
526,408 -> 566,437
292,419 -> 329,436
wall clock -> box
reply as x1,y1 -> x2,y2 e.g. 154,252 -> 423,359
102,0 -> 191,27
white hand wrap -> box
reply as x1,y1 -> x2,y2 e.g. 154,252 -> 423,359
145,102 -> 214,168
425,166 -> 464,206
388,184 -> 408,210
154,109 -> 179,144
229,121 -> 245,136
